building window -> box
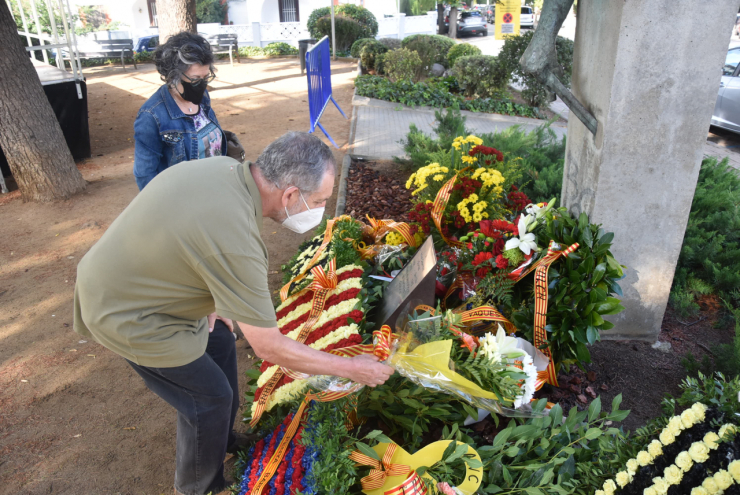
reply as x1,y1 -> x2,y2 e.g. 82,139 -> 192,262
279,0 -> 299,22
148,0 -> 158,27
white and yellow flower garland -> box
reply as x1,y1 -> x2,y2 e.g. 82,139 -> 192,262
252,265 -> 366,416
595,402 -> 709,495
690,460 -> 740,495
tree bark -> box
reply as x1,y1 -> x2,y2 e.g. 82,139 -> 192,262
157,0 -> 198,43
0,1 -> 86,202
449,6 -> 458,39
437,2 -> 444,34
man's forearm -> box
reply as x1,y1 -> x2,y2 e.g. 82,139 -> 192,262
239,323 -> 356,378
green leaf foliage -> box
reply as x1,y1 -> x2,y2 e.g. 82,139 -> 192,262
497,31 -> 574,108
314,15 -> 367,53
447,42 -> 482,68
401,34 -> 456,69
307,5 -> 378,40
359,41 -> 389,72
382,48 -> 424,83
451,55 -> 509,98
350,38 -> 374,58
262,42 -> 299,56
355,75 -> 537,119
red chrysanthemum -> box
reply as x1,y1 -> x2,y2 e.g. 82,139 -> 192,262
472,252 -> 494,266
496,254 -> 509,269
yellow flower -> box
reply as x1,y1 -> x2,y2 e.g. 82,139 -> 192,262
659,429 -> 676,446
472,167 -> 485,179
406,173 -> 415,190
667,416 -> 684,435
691,488 -> 709,495
688,441 -> 710,463
691,402 -> 707,421
648,439 -> 663,458
664,464 -> 683,485
626,458 -> 639,475
433,174 -> 445,181
461,155 -> 478,164
453,136 -> 464,143
473,213 -> 482,223
465,134 -> 483,145
452,142 -> 461,150
675,451 -> 694,472
714,470 -> 734,490
702,477 -> 720,494
615,471 -> 631,488
636,450 -> 653,466
468,193 -> 479,202
703,431 -> 720,450
720,423 -> 737,438
602,479 -> 616,495
385,232 -> 404,246
652,477 -> 670,495
643,487 -> 658,495
681,409 -> 698,429
729,460 -> 740,483
595,491 -> 605,495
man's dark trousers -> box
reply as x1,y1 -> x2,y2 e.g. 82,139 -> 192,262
127,320 -> 239,495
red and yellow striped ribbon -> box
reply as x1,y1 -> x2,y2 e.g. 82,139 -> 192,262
251,261 -> 339,427
249,388 -> 356,495
431,167 -> 471,248
278,216 -> 353,302
349,443 -> 411,491
366,216 -> 419,248
460,305 -> 517,335
532,241 -> 579,387
384,471 -> 428,495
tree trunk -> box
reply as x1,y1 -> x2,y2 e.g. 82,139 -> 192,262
437,2 -> 444,34
157,0 -> 197,43
449,6 -> 458,39
0,1 -> 86,202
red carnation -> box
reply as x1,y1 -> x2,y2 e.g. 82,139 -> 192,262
472,252 -> 494,266
476,267 -> 490,278
491,238 -> 505,257
496,255 -> 509,269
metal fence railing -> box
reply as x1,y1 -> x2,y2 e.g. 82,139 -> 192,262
306,36 -> 346,148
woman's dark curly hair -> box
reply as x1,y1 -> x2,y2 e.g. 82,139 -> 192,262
154,31 -> 215,87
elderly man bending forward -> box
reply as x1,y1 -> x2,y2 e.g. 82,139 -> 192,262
73,132 -> 394,495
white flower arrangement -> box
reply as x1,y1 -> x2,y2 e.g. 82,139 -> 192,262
690,462 -> 740,495
596,402 -> 709,494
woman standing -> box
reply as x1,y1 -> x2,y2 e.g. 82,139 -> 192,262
133,31 -> 244,190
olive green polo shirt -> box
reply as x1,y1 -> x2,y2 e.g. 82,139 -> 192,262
73,157 -> 277,368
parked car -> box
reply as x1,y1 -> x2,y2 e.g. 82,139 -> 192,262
711,43 -> 740,133
457,11 -> 488,36
134,35 -> 159,53
520,6 -> 534,28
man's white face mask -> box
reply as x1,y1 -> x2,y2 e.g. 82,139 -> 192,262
282,189 -> 324,234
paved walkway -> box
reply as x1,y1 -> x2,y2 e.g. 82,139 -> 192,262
350,95 -> 567,159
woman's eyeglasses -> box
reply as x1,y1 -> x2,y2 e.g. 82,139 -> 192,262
182,72 -> 216,85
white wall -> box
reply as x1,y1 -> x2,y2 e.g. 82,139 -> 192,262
227,0 -> 249,24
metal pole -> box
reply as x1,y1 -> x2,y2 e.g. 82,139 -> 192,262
60,0 -> 84,96
30,0 -> 49,63
44,0 -> 63,69
17,0 -> 34,56
330,0 -> 335,60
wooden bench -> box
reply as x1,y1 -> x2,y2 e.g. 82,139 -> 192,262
75,39 -> 137,69
204,34 -> 240,66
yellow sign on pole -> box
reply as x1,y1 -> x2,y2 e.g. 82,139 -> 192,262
494,0 -> 520,40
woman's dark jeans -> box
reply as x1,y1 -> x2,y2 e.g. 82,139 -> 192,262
127,320 -> 239,495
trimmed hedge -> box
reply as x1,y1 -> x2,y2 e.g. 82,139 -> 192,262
383,48 -> 423,83
359,40 -> 388,72
452,55 -> 508,98
447,42 -> 482,68
307,5 -> 378,40
401,34 -> 455,69
350,38 -> 374,58
314,15 -> 367,52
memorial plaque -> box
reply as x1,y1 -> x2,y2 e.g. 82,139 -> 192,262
375,236 -> 437,330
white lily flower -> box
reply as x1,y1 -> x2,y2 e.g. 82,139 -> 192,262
504,215 -> 539,255
525,203 -> 542,216
495,324 -> 525,359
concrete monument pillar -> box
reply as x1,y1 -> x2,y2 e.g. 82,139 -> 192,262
562,0 -> 739,340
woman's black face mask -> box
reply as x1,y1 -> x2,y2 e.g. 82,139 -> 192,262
178,79 -> 207,105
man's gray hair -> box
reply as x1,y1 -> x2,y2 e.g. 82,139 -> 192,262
255,132 -> 335,193
154,32 -> 215,88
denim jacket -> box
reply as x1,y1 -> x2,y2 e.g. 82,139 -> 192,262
133,85 -> 228,190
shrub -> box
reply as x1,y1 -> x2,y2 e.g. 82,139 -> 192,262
314,15 -> 367,52
307,5 -> 378,41
359,40 -> 388,72
401,34 -> 455,70
350,38 -> 373,58
262,42 -> 298,56
671,156 -> 740,317
377,37 -> 401,50
196,0 -> 226,24
354,75 -> 537,117
451,55 -> 508,98
497,31 -> 574,108
447,42 -> 481,68
383,48 -> 423,82
238,45 -> 264,57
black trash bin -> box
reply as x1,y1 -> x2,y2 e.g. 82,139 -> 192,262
298,38 -> 317,74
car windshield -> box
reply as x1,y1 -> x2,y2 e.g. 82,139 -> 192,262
461,11 -> 481,17
724,48 -> 740,76
521,7 -> 532,14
